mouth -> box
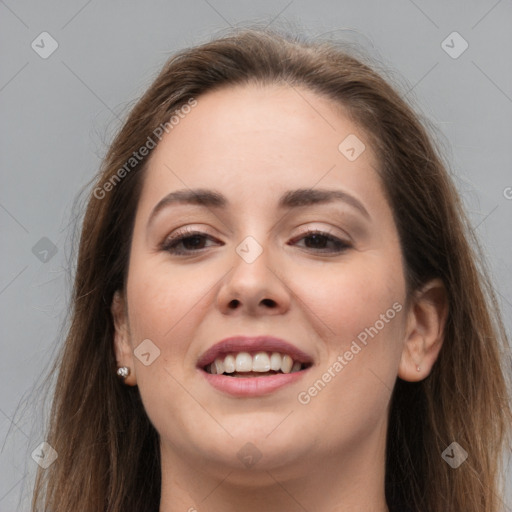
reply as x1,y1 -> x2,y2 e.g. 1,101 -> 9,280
197,336 -> 313,396
203,351 -> 312,377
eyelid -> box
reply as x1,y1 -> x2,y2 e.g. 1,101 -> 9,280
289,226 -> 352,253
294,224 -> 351,241
160,224 -> 353,257
161,223 -> 350,245
160,225 -> 217,248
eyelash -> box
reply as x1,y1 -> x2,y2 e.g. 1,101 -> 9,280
160,226 -> 351,256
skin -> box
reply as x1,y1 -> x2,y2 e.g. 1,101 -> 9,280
111,83 -> 447,512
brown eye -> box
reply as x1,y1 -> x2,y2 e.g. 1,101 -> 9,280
161,230 -> 221,255
291,230 -> 351,254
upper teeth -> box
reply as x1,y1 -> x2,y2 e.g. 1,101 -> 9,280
207,352 -> 302,375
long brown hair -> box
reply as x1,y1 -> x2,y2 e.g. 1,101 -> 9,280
30,26 -> 511,511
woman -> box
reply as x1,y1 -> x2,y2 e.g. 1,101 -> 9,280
31,27 -> 511,511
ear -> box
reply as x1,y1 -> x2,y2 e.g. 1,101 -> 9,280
111,290 -> 137,386
398,278 -> 448,382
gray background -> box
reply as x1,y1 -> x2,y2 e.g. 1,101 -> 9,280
1,1 -> 511,510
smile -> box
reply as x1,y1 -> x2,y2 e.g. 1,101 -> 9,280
197,335 -> 314,396
204,351 -> 310,376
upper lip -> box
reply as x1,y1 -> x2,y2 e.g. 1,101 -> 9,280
197,335 -> 314,369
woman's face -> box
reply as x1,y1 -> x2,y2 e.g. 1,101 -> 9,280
114,83 -> 410,480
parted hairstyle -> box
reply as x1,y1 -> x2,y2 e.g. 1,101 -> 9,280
31,26 -> 511,512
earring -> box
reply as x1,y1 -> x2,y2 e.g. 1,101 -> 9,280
116,366 -> 130,379
416,365 -> 421,372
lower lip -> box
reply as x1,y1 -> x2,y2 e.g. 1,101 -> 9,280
200,369 -> 310,397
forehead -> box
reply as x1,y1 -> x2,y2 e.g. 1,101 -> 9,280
138,83 -> 385,214
153,83 -> 367,158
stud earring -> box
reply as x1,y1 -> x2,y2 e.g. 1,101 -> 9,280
116,366 -> 130,379
416,365 -> 421,372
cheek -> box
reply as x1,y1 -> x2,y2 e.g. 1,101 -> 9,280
295,257 -> 405,420
295,302 -> 405,450
123,263 -> 196,409
126,258 -> 202,338
298,256 -> 405,342
300,258 -> 405,385
124,262 -> 202,429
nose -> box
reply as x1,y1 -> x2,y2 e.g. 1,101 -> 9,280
216,240 -> 291,316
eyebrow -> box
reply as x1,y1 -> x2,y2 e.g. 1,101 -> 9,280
147,187 -> 370,228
